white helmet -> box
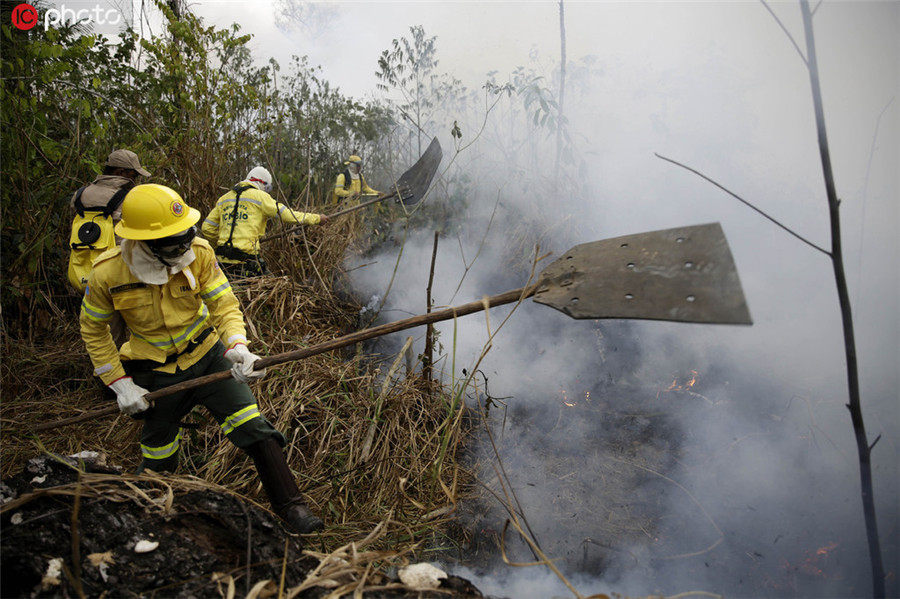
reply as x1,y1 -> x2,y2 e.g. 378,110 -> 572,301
246,166 -> 273,192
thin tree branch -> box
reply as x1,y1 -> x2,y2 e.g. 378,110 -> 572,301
868,434 -> 881,453
759,0 -> 808,66
800,1 -> 884,595
654,153 -> 831,256
423,231 -> 439,383
811,0 -> 823,16
854,97 -> 894,305
554,0 -> 567,183
449,193 -> 501,304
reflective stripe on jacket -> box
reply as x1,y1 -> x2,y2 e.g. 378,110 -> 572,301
332,173 -> 378,203
201,181 -> 320,263
79,238 -> 248,385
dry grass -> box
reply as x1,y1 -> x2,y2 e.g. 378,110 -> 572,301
1,215 -> 471,559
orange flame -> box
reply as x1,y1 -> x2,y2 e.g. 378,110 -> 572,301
558,388 -> 590,407
659,370 -> 701,397
782,541 -> 842,581
815,541 -> 838,556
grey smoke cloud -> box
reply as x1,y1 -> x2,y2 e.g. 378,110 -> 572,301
189,1 -> 898,595
342,2 -> 898,596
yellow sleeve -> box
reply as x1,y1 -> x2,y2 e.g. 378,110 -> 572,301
79,271 -> 126,385
333,174 -> 353,199
261,193 -> 320,225
201,203 -> 221,242
196,247 -> 248,349
361,176 -> 380,196
277,203 -> 321,225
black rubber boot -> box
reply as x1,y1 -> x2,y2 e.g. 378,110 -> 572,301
246,438 -> 323,534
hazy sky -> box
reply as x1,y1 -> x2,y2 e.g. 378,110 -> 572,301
186,1 -> 897,107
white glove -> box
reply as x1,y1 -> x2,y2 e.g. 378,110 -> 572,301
224,343 -> 266,383
109,377 -> 150,416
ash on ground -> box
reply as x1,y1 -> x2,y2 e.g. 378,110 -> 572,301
0,454 -> 488,598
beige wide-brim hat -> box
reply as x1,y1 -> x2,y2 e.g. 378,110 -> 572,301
106,149 -> 151,177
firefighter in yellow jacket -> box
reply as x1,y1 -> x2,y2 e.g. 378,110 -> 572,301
80,184 -> 323,535
332,154 -> 380,203
202,166 -> 327,277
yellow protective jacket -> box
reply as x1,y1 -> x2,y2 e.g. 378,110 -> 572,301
332,172 -> 379,203
80,238 -> 248,385
201,182 -> 321,263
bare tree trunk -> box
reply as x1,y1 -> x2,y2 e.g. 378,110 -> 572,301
423,231 -> 439,383
799,2 -> 884,596
168,0 -> 184,132
554,0 -> 567,183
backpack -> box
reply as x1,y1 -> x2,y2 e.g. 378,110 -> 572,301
67,183 -> 131,292
214,183 -> 256,262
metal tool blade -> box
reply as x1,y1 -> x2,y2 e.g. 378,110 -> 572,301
392,137 -> 442,205
532,223 -> 752,324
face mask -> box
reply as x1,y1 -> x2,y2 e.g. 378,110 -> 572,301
147,227 -> 196,261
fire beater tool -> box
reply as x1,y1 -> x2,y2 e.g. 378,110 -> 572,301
262,137 -> 443,243
33,222 -> 751,431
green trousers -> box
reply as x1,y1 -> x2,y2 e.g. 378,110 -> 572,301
220,259 -> 267,279
125,340 -> 284,471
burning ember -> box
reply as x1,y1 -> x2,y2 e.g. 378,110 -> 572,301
666,369 -> 699,392
558,388 -> 591,408
656,369 -> 715,404
769,541 -> 844,591
795,541 -> 842,579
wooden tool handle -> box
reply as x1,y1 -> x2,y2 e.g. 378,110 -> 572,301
31,285 -> 537,432
261,189 -> 402,243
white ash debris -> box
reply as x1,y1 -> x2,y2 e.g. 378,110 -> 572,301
88,552 -> 115,582
359,294 -> 381,316
0,481 -> 17,504
10,512 -> 23,525
133,539 -> 159,553
68,450 -> 108,466
41,557 -> 63,590
398,562 -> 448,590
25,453 -> 119,483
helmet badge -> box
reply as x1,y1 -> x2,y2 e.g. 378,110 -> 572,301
171,201 -> 185,217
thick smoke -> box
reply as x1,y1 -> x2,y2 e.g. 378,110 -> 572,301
341,3 -> 899,597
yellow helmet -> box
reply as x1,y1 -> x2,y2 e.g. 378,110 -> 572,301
344,155 -> 363,166
115,184 -> 201,240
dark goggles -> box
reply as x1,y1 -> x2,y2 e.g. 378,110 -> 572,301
147,226 -> 196,259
